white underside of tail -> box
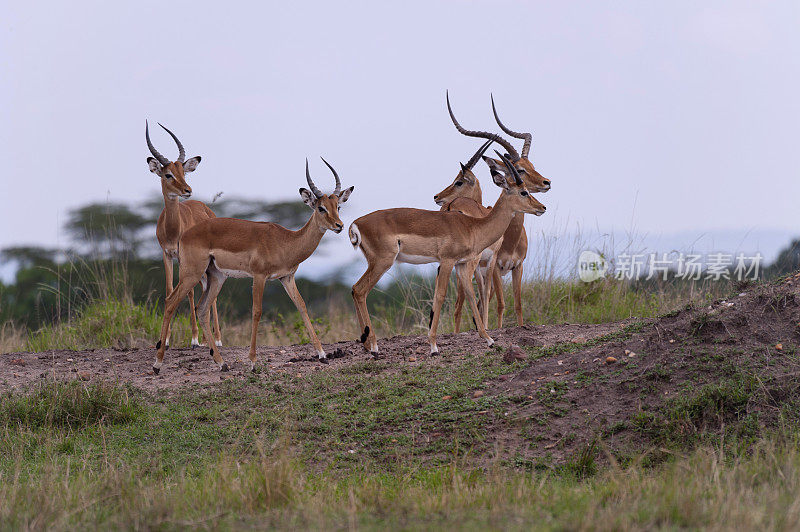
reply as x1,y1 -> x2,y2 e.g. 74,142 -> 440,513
349,223 -> 362,249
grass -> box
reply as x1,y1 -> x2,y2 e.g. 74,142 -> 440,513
3,378 -> 800,529
23,298 -> 193,352
5,275 -> 719,353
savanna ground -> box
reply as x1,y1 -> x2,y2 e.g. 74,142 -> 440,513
4,274 -> 800,529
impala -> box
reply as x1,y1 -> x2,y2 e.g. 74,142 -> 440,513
446,93 -> 552,327
433,139 -> 500,331
350,152 -> 545,357
146,122 -> 222,348
153,159 -> 353,373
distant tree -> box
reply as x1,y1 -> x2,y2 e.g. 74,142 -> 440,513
1,246 -> 59,268
65,203 -> 149,257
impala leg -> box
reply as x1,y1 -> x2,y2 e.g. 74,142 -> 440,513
474,267 -> 486,327
162,251 -> 174,348
212,298 -> 222,347
352,259 -> 394,355
481,256 -> 498,330
187,287 -> 200,348
493,268 -> 506,329
155,274 -> 202,374
281,275 -> 326,360
455,262 -> 494,347
196,267 -> 228,371
453,279 -> 466,334
512,263 -> 524,327
241,275 -> 266,370
429,261 -> 455,355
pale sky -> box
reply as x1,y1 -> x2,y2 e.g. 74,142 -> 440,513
2,1 -> 799,278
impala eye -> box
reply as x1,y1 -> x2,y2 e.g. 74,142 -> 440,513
455,181 -> 463,187
318,206 -> 326,213
165,174 -> 173,179
521,191 -> 529,197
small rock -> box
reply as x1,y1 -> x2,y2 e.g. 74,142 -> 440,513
557,360 -> 563,366
550,388 -> 555,394
295,373 -> 303,378
628,352 -> 636,358
669,339 -> 675,343
592,357 -> 600,363
9,359 -> 25,366
391,439 -> 398,443
279,350 -> 286,354
605,356 -> 617,364
624,349 -> 631,355
442,395 -> 452,400
67,358 -> 74,362
775,343 -> 783,351
104,358 -> 111,362
527,395 -> 533,399
77,371 -> 91,381
503,345 -> 526,363
472,390 -> 484,398
408,356 -> 417,362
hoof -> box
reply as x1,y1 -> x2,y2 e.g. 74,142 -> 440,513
221,363 -> 229,372
152,366 -> 160,375
371,352 -> 383,360
215,340 -> 223,347
430,351 -> 440,357
319,357 -> 329,364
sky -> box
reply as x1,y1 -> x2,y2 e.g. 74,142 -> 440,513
2,1 -> 799,280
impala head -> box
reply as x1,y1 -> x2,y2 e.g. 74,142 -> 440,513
488,150 -> 546,217
145,121 -> 201,200
446,91 -> 551,193
300,157 -> 354,234
433,139 -> 493,207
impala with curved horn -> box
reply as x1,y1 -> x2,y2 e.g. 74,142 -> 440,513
432,138 -> 501,330
153,158 -> 354,373
445,94 -> 552,327
146,121 -> 222,348
349,151 -> 545,357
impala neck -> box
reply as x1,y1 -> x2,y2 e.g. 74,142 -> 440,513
472,192 -> 520,250
161,185 -> 183,239
283,212 -> 327,266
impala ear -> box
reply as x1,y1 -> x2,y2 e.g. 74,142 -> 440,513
338,186 -> 354,205
183,156 -> 201,173
485,157 -> 510,190
482,155 -> 507,177
147,157 -> 162,174
299,188 -> 317,208
458,164 -> 475,184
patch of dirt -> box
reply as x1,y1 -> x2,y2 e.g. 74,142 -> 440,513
483,275 -> 800,464
0,322 -> 628,393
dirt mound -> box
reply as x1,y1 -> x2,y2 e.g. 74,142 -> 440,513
487,275 -> 800,466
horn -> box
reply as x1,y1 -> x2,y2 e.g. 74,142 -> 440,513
446,91 -> 520,161
495,150 -> 523,186
145,121 -> 170,166
465,139 -> 494,169
320,156 -> 341,196
491,94 -> 532,159
158,123 -> 186,163
305,159 -> 323,198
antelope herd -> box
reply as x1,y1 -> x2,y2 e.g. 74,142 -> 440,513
147,94 -> 550,374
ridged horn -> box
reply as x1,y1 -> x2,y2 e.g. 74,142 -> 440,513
491,94 -> 532,158
446,91 -> 520,161
465,139 -> 493,169
145,121 -> 170,166
496,150 -> 523,186
320,156 -> 341,196
305,159 -> 323,198
158,122 -> 185,163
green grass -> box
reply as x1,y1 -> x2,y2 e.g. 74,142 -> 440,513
24,298 -> 192,351
4,378 -> 800,529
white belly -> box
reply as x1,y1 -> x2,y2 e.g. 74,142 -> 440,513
396,252 -> 437,265
219,268 -> 251,279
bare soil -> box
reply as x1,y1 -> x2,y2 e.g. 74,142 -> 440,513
0,321 -> 627,393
